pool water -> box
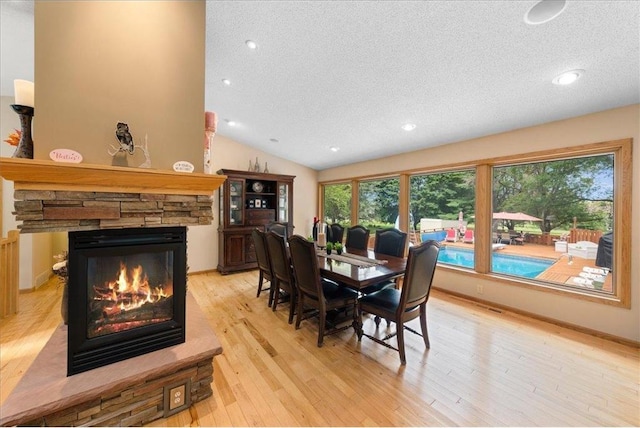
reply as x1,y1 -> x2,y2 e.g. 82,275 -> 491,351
437,247 -> 554,278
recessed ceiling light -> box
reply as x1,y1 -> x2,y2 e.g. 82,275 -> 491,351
330,146 -> 340,152
552,69 -> 584,85
225,119 -> 237,127
245,40 -> 257,50
525,0 -> 567,25
402,123 -> 416,131
222,78 -> 231,86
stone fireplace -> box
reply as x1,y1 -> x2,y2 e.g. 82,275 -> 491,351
0,158 -> 225,426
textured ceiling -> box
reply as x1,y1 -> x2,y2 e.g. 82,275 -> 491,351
2,1 -> 639,170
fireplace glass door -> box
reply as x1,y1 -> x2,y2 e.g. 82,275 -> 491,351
67,227 -> 187,376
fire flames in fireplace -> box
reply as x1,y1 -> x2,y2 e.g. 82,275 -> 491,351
89,260 -> 174,338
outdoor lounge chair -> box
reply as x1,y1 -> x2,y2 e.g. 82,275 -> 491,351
462,229 -> 474,244
445,228 -> 457,242
572,276 -> 604,289
567,241 -> 598,259
584,266 -> 609,275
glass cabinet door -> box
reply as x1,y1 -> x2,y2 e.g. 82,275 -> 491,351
278,183 -> 289,222
229,179 -> 244,225
218,182 -> 224,225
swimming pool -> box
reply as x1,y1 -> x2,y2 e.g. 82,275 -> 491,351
437,246 -> 554,278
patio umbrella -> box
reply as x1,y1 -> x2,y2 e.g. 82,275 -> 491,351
458,211 -> 464,231
492,212 -> 542,222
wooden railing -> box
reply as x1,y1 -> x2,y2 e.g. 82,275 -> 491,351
569,228 -> 603,244
0,230 -> 20,318
525,233 -> 554,246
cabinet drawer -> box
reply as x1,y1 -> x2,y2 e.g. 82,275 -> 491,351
247,209 -> 275,226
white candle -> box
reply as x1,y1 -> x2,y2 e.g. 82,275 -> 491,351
317,233 -> 326,247
14,79 -> 34,107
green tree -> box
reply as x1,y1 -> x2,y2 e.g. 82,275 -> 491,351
358,178 -> 399,227
493,155 -> 613,233
323,184 -> 351,224
410,171 -> 476,228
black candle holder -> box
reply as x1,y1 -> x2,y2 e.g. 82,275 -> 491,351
10,104 -> 34,159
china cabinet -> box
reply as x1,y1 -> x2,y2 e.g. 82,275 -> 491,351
217,169 -> 295,274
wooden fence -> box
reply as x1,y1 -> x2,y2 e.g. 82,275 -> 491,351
569,228 -> 603,244
513,228 -> 603,246
1,230 -> 20,318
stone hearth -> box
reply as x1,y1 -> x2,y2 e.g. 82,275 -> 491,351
0,293 -> 222,426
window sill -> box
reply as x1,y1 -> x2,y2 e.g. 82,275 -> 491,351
436,263 -> 626,308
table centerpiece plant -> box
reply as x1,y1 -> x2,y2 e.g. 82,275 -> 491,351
326,242 -> 333,255
334,242 -> 343,255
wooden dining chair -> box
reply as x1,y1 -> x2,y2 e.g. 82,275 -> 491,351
328,224 -> 345,244
345,225 -> 370,250
288,235 -> 359,347
251,228 -> 274,306
357,240 -> 441,364
359,228 -> 408,296
374,228 -> 407,258
265,231 -> 296,324
265,221 -> 288,240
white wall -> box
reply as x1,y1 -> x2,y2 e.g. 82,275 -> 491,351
186,134 -> 318,272
319,104 -> 640,342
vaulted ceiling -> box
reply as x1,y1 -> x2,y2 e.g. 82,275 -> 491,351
2,1 -> 638,170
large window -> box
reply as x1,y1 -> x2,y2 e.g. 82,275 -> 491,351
410,170 -> 476,269
323,183 -> 352,227
358,177 -> 399,230
492,154 -> 615,294
319,138 -> 631,307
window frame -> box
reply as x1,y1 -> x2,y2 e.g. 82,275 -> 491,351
318,138 -> 632,308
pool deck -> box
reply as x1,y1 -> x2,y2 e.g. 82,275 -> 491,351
441,240 -> 613,292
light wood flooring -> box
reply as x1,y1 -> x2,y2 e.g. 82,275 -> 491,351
1,271 -> 638,426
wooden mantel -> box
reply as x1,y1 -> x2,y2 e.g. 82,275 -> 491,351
0,158 -> 226,196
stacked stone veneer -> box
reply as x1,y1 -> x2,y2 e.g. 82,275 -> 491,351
19,358 -> 213,427
13,190 -> 213,233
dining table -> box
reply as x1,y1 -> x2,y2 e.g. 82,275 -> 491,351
316,247 -> 407,291
314,247 -> 407,336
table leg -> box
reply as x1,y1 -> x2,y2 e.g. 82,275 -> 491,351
355,306 -> 364,340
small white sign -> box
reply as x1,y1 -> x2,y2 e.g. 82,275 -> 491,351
173,161 -> 194,173
49,148 -> 83,163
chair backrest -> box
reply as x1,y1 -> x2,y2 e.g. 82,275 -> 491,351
252,228 -> 272,277
345,225 -> 370,250
265,231 -> 294,289
328,224 -> 345,244
288,235 -> 322,302
374,228 -> 407,257
399,240 -> 440,313
265,221 -> 288,240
